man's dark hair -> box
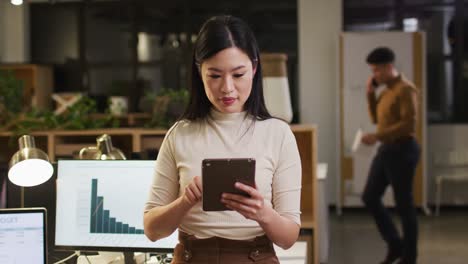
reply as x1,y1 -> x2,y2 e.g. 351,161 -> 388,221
366,47 -> 395,64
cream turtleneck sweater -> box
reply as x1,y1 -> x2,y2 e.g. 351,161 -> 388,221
145,109 -> 302,240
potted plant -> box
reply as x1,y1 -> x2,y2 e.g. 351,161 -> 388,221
146,88 -> 189,128
0,70 -> 23,126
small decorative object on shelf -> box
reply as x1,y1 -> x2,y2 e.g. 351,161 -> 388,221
79,134 -> 126,160
107,79 -> 131,115
108,96 -> 129,117
52,92 -> 83,115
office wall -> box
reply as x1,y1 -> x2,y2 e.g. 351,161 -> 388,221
298,0 -> 342,204
0,1 -> 6,61
427,125 -> 468,205
0,3 -> 29,63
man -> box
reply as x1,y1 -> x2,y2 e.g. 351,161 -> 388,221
361,47 -> 420,264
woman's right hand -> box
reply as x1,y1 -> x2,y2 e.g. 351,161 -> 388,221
182,175 -> 203,207
144,175 -> 203,241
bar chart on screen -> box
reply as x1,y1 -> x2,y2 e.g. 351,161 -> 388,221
55,160 -> 178,250
89,178 -> 145,235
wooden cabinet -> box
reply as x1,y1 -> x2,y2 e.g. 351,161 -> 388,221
291,125 -> 318,264
0,64 -> 53,110
0,125 -> 318,263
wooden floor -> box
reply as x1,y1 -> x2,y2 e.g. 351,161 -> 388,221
328,208 -> 468,264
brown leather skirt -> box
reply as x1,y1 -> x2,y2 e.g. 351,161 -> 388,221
171,231 -> 280,264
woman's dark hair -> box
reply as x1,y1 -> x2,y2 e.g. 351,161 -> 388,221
180,15 -> 272,121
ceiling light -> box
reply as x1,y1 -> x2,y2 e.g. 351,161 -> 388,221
11,0 -> 24,6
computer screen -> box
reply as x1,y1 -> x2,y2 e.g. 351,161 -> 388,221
55,160 -> 178,252
0,208 -> 47,264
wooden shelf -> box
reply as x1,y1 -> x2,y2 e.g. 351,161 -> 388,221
90,113 -> 151,127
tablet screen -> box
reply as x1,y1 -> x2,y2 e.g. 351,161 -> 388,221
202,158 -> 255,211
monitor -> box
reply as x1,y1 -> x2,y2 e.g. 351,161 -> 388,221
55,160 -> 178,252
0,208 -> 48,264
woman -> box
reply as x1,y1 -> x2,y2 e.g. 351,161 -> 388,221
144,15 -> 302,264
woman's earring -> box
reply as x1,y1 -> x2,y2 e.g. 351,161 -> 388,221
252,59 -> 258,75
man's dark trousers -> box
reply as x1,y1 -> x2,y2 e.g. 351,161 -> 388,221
362,137 -> 420,263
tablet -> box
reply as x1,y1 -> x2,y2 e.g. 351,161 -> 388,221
202,158 -> 256,211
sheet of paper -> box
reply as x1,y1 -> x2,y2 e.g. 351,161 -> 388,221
351,129 -> 376,157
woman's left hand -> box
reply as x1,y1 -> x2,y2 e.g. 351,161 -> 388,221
221,182 -> 270,223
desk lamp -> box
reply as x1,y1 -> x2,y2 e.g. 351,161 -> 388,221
9,135 -> 53,187
8,135 -> 54,207
79,134 -> 126,160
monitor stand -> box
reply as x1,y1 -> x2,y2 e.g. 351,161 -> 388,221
124,252 -> 137,264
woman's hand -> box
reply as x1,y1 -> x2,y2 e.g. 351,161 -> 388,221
222,182 -> 300,249
221,182 -> 270,223
182,176 -> 203,207
144,175 -> 202,241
